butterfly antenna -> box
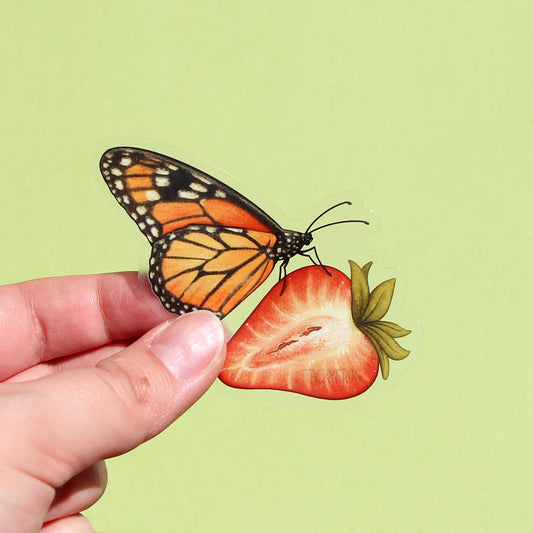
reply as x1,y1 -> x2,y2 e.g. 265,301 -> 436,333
309,219 -> 369,233
305,201 -> 353,233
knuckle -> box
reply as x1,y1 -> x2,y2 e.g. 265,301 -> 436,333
94,354 -> 157,415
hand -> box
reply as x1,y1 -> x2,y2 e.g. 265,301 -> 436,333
0,272 -> 227,532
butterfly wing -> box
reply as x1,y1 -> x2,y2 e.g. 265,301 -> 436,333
100,147 -> 303,317
150,225 -> 277,317
100,147 -> 283,243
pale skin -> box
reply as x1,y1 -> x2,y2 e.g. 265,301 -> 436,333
0,272 -> 227,532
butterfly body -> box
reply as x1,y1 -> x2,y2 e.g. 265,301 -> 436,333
100,147 -> 314,317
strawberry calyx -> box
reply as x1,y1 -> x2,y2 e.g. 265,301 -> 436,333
349,260 -> 411,379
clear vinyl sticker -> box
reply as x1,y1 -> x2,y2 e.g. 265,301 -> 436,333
100,145 -> 416,401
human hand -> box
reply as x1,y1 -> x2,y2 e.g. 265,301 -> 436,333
0,272 -> 227,532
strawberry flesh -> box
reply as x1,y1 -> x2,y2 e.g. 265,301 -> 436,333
220,266 -> 379,400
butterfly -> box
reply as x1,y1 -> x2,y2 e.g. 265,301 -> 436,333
100,147 -> 368,318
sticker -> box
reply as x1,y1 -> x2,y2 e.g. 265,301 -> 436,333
100,146 -> 414,401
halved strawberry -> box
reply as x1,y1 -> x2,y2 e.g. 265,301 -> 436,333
219,261 -> 411,400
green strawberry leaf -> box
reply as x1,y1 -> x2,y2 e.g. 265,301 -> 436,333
361,278 -> 396,323
369,320 -> 411,338
364,323 -> 410,361
362,261 -> 372,282
349,260 -> 370,323
348,259 -> 411,380
362,326 -> 390,379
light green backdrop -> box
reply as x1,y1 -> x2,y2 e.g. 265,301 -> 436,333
2,1 -> 531,531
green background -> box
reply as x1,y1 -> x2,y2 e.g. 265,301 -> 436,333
2,1 -> 531,531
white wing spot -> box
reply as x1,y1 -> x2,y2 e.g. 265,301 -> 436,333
156,167 -> 170,175
111,167 -> 122,176
191,170 -> 212,184
119,157 -> 131,166
146,190 -> 161,201
151,227 -> 160,237
214,189 -> 227,198
114,180 -> 124,190
146,217 -> 155,225
155,177 -> 170,187
190,182 -> 208,193
136,205 -> 147,215
178,190 -> 199,199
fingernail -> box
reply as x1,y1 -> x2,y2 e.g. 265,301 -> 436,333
150,311 -> 225,380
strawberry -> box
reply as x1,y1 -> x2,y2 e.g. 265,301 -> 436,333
219,261 -> 411,400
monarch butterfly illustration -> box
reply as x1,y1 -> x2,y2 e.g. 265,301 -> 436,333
100,147 -> 368,318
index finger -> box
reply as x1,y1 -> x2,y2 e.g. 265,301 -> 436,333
0,272 -> 174,380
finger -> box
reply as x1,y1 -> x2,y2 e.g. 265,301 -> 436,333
0,311 -> 226,531
41,514 -> 94,533
45,462 -> 107,523
6,342 -> 129,383
6,323 -> 231,384
0,272 -> 175,379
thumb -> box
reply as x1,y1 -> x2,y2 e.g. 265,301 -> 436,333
0,310 -> 226,527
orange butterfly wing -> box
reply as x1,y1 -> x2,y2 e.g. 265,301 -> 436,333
150,226 -> 277,317
100,148 -> 278,242
101,147 -> 310,317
